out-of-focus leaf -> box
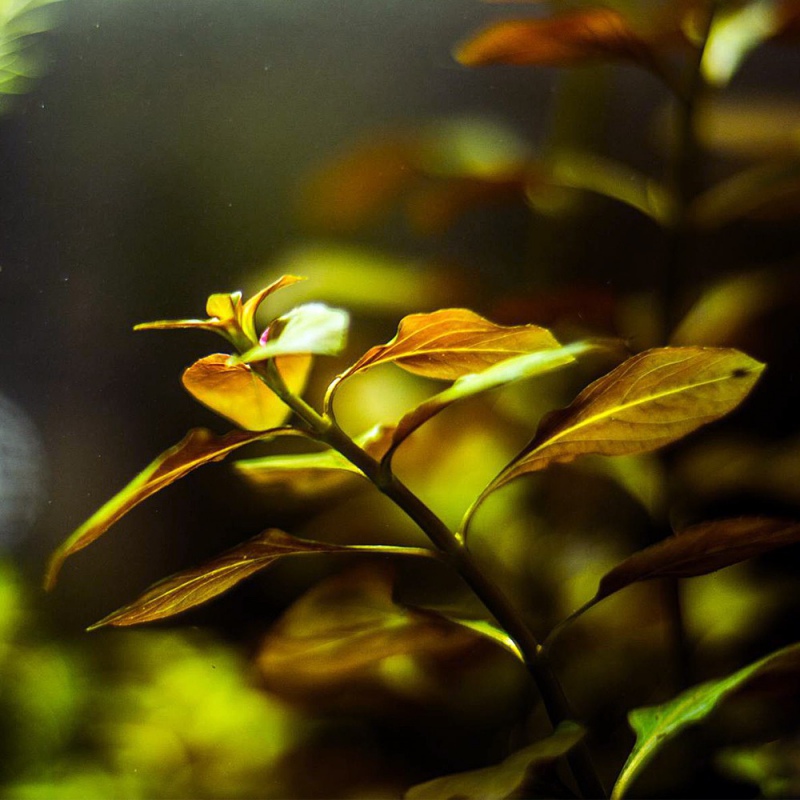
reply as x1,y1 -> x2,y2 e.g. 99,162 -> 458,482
693,95 -> 800,159
689,160 -> 800,228
702,0 -> 783,86
336,309 -> 561,386
405,722 -> 585,800
612,641 -> 800,799
235,424 -> 395,496
182,353 -> 311,430
299,137 -> 416,231
671,270 -> 781,345
577,453 -> 666,518
717,739 -> 800,799
45,427 -> 289,590
89,529 -> 434,629
384,341 -> 596,465
479,346 -> 764,494
542,151 -> 675,225
454,7 -> 683,69
262,245 -> 464,313
238,302 -> 349,364
256,566 -> 495,709
596,518 -> 800,602
135,275 -> 304,350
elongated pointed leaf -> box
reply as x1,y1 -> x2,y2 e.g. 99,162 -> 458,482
337,308 -> 560,386
406,723 -> 585,800
612,641 -> 800,799
235,424 -> 395,495
89,529 -> 434,629
182,353 -> 311,430
455,7 -> 667,68
487,347 -> 764,493
45,427 -> 290,590
238,302 -> 350,363
596,518 -> 800,603
384,341 -> 595,464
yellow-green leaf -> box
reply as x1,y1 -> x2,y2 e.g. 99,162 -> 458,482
406,722 -> 584,800
89,529 -> 434,629
612,642 -> 800,799
596,517 -> 800,603
336,308 -> 560,385
45,427 -> 288,590
383,341 -> 596,466
181,353 -> 311,430
488,346 -> 764,490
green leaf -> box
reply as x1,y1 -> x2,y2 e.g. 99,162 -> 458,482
235,423 -> 395,496
45,427 -> 292,590
89,529 -> 435,629
336,308 -> 561,384
596,517 -> 800,603
181,353 -> 312,430
238,302 -> 350,362
383,341 -> 596,466
437,617 -> 524,663
405,722 -> 585,800
612,641 -> 800,799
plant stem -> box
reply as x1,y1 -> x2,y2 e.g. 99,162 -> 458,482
254,361 -> 605,797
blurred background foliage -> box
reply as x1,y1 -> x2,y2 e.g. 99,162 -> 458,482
1,0 -> 800,797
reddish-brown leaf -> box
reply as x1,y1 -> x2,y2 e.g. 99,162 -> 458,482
597,518 -> 800,602
336,308 -> 560,384
45,427 -> 288,590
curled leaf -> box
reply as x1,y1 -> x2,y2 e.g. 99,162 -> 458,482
405,722 -> 585,800
238,302 -> 350,362
182,353 -> 311,430
335,308 -> 560,387
89,529 -> 435,629
612,641 -> 800,799
597,517 -> 800,603
45,427 -> 291,590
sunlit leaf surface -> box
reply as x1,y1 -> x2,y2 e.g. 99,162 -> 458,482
45,428 -> 287,590
182,353 -> 311,430
596,517 -> 800,602
239,302 -> 350,362
89,529 -> 434,629
484,346 -> 764,492
612,641 -> 800,799
405,722 -> 584,799
337,308 -> 560,385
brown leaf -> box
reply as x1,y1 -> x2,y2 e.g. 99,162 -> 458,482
45,427 -> 287,590
454,7 -> 672,68
182,353 -> 311,430
485,347 -> 764,492
597,518 -> 800,602
337,308 -> 561,383
89,529 -> 434,628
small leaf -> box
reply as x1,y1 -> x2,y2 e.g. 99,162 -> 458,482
437,617 -> 524,663
235,424 -> 396,496
612,641 -> 800,799
45,427 -> 289,590
454,7 -> 678,69
406,722 -> 585,800
89,529 -> 435,629
238,302 -> 350,362
596,518 -> 800,603
240,275 -> 306,342
336,308 -> 561,385
384,341 -> 596,465
182,353 -> 311,430
485,347 -> 764,492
